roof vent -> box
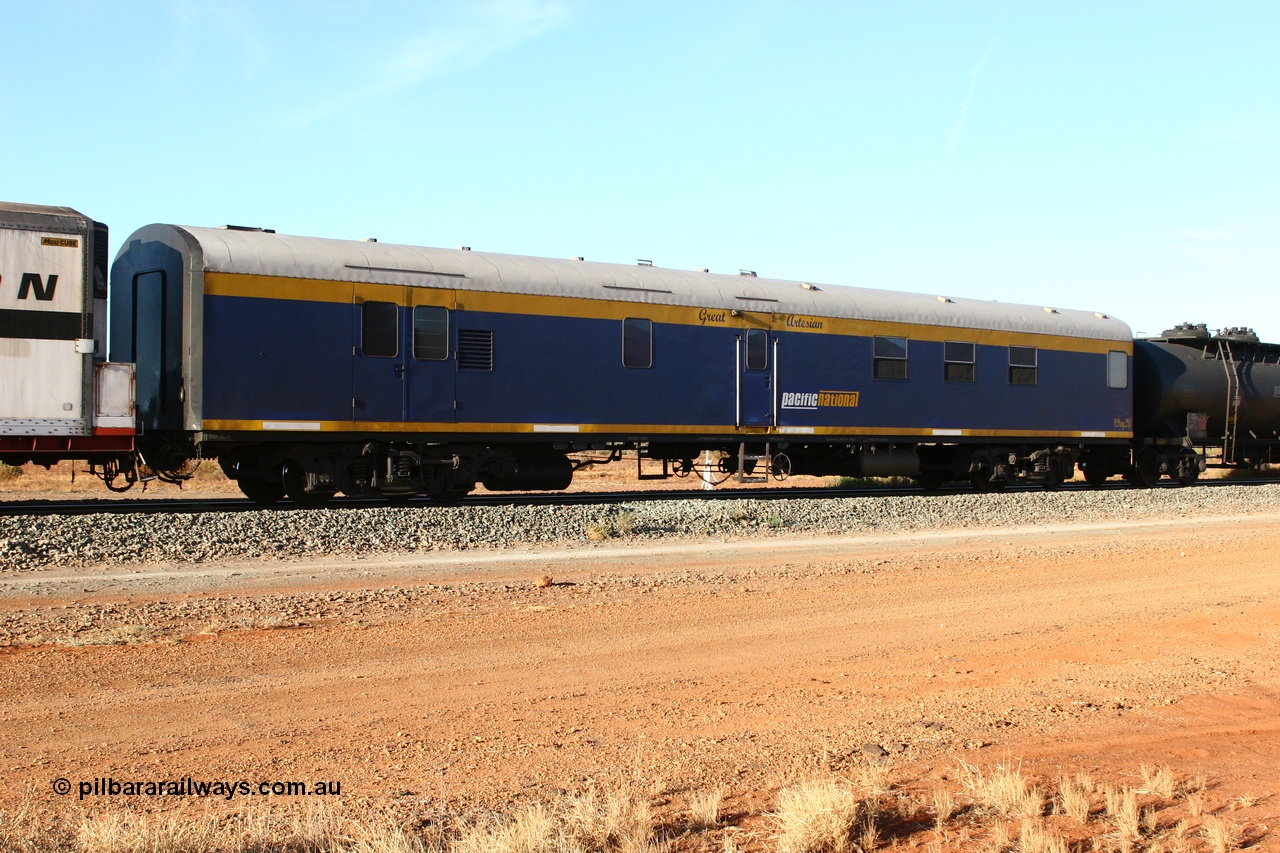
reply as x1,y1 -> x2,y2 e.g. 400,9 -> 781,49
572,256 -> 584,261
637,259 -> 653,266
739,269 -> 757,277
936,296 -> 953,303
698,268 -> 709,273
1043,307 -> 1059,314
362,237 -> 377,242
457,246 -> 471,251
1094,312 -> 1110,320
801,282 -> 820,291
218,224 -> 276,233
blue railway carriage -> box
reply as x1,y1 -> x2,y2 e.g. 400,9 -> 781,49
110,223 -> 1134,504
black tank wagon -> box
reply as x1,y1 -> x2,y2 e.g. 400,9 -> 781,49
1133,323 -> 1280,485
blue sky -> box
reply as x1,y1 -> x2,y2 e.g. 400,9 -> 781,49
5,1 -> 1278,339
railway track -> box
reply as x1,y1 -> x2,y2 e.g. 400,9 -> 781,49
1,478 -> 1263,518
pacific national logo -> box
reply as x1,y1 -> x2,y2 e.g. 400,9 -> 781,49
1,272 -> 59,301
17,273 -> 58,301
781,390 -> 860,410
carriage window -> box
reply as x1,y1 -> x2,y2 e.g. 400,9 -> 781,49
1009,346 -> 1038,385
874,336 -> 908,379
746,328 -> 768,371
944,341 -> 975,382
361,301 -> 398,358
413,305 -> 449,361
622,318 -> 652,368
1107,350 -> 1128,389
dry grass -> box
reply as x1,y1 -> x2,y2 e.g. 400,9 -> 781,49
0,761 -> 1268,853
1018,819 -> 1070,853
1104,784 -> 1142,842
614,510 -> 637,536
850,765 -> 889,799
1140,765 -> 1177,798
1180,775 -> 1207,797
957,757 -> 1045,818
1055,775 -> 1092,822
0,462 -> 23,481
561,785 -> 655,852
774,778 -> 862,853
585,521 -> 615,541
982,821 -> 1010,852
75,809 -> 224,852
453,786 -> 659,853
686,788 -> 723,830
1200,815 -> 1242,853
856,811 -> 878,852
0,797 -> 71,852
931,786 -> 955,830
346,822 -> 437,853
0,788 -> 660,853
585,510 -> 639,542
451,803 -> 557,853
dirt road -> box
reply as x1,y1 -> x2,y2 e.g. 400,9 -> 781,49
2,513 -> 1278,847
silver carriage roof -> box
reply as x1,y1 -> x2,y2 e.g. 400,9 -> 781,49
0,201 -> 92,226
119,224 -> 1132,342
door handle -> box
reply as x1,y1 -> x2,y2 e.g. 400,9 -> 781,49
394,364 -> 405,377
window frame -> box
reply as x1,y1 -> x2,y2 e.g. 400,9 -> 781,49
873,335 -> 909,380
1107,350 -> 1128,389
412,305 -> 450,361
745,328 -> 769,371
943,340 -> 976,383
1008,345 -> 1038,385
622,317 -> 653,369
361,300 -> 399,359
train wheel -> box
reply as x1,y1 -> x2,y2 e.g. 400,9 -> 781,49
1174,448 -> 1202,486
237,477 -> 286,506
1035,457 -> 1064,491
969,468 -> 1005,492
427,487 -> 471,506
282,461 -> 335,508
1126,450 -> 1161,489
1081,460 -> 1109,488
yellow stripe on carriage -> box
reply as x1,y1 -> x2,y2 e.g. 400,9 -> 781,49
200,418 -> 1132,440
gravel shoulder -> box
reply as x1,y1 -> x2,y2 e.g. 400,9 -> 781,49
3,482 -> 1278,571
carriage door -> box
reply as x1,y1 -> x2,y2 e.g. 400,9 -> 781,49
353,286 -> 406,423
737,322 -> 776,428
404,294 -> 456,424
